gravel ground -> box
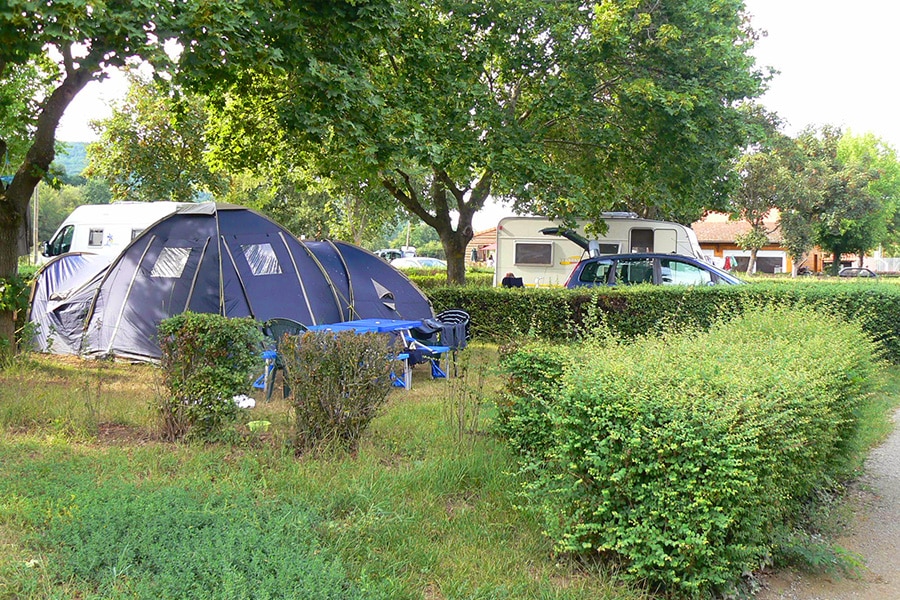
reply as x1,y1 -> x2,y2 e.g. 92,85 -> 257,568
756,409 -> 900,600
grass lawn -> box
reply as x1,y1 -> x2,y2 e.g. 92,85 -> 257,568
0,347 -> 647,600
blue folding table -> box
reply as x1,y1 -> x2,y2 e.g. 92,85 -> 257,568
306,318 -> 449,389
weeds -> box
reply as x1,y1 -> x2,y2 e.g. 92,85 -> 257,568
441,349 -> 487,449
0,345 -> 648,599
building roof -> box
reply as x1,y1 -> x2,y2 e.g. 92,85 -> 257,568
691,214 -> 782,244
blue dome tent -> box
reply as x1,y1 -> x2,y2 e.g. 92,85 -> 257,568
28,203 -> 435,361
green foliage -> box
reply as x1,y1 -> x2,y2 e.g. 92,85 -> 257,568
157,313 -> 263,442
795,127 -> 885,273
86,72 -> 226,202
280,330 -> 397,453
426,282 -> 900,362
500,307 -> 881,597
4,464 -> 389,599
496,343 -> 574,461
208,0 -> 765,281
404,270 -> 493,290
0,273 -> 29,314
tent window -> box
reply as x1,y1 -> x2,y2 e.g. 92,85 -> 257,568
150,247 -> 192,278
242,243 -> 282,276
88,229 -> 104,247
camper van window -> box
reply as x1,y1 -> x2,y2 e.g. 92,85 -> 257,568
514,242 -> 553,266
630,229 -> 653,253
88,228 -> 104,247
596,243 -> 620,254
150,247 -> 192,278
242,243 -> 283,276
48,225 -> 75,256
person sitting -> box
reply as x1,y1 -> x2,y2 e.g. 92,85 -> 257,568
501,272 -> 524,288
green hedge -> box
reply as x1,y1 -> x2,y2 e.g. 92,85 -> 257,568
499,307 -> 881,597
427,282 -> 900,360
408,271 -> 493,290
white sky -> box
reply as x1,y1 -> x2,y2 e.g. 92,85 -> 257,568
56,1 -> 900,231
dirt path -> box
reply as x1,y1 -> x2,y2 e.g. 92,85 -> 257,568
756,409 -> 900,600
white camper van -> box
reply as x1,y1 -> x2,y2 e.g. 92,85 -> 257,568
494,214 -> 706,286
41,201 -> 191,262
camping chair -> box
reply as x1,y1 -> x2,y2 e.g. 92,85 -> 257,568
406,308 -> 470,378
402,333 -> 452,380
253,317 -> 308,401
434,309 -> 470,376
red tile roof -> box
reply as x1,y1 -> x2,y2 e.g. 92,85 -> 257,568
691,219 -> 782,244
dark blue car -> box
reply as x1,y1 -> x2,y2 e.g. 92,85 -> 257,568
565,253 -> 744,288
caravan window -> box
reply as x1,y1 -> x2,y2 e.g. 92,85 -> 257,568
630,229 -> 653,253
514,242 -> 552,266
242,243 -> 282,276
88,228 -> 104,247
151,247 -> 192,278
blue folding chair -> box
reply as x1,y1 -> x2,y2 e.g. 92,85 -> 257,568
254,318 -> 308,400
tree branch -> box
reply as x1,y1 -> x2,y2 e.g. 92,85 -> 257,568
381,169 -> 439,229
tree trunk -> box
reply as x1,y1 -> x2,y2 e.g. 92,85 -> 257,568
830,251 -> 843,276
748,248 -> 758,274
439,226 -> 471,285
0,222 -> 18,358
0,63 -> 92,352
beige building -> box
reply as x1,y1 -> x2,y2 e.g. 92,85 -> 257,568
465,227 -> 496,266
690,212 -> 794,273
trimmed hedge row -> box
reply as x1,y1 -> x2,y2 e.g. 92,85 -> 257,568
498,307 -> 881,597
428,282 -> 900,360
407,271 -> 493,290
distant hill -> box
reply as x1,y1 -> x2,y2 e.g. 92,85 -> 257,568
53,142 -> 89,177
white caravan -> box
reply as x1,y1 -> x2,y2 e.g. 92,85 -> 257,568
41,201 -> 192,262
494,214 -> 706,286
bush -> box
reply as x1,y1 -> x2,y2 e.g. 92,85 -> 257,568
280,330 -> 397,452
407,271 -> 493,290
157,313 -> 263,442
427,282 -> 900,361
499,307 -> 881,597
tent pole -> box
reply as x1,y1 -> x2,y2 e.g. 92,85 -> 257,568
221,242 -> 257,318
279,232 -> 318,325
183,237 -> 210,312
296,236 -> 350,320
105,235 -> 156,356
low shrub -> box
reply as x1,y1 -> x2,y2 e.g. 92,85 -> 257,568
280,330 -> 397,452
500,306 -> 882,597
41,482 -> 387,599
427,282 -> 900,361
157,313 -> 263,442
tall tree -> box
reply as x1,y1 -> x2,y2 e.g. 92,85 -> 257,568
209,0 -> 767,283
0,0 -> 390,351
790,126 -> 882,275
837,132 -> 900,257
729,109 -> 803,274
86,73 -> 225,202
